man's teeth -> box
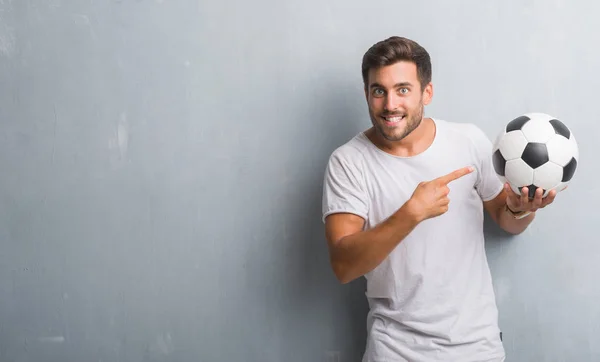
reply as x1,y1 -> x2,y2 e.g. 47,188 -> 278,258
385,116 -> 404,122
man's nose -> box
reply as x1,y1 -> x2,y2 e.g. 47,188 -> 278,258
384,93 -> 401,111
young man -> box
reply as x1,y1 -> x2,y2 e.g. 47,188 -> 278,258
322,36 -> 557,362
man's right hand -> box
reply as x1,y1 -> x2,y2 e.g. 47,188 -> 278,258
325,165 -> 475,284
406,166 -> 474,222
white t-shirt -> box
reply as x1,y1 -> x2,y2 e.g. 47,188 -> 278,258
322,118 -> 506,362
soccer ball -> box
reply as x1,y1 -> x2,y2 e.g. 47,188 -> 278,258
492,112 -> 579,198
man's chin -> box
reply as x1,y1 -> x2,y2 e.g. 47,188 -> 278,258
379,129 -> 407,142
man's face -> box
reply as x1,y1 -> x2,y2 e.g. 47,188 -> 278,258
365,61 -> 432,142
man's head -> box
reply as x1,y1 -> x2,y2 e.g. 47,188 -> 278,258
362,36 -> 433,143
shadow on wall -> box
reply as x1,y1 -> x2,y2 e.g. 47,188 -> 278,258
484,212 -> 512,241
483,211 -> 514,250
276,70 -> 370,358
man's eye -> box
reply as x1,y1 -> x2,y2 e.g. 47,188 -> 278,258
399,88 -> 409,94
373,89 -> 384,96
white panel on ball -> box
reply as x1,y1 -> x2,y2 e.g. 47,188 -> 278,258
546,135 -> 575,167
521,118 -> 556,143
533,162 -> 563,190
505,159 -> 534,189
497,131 -> 528,160
555,182 -> 569,192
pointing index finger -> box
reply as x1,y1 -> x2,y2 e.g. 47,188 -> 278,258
437,166 -> 474,184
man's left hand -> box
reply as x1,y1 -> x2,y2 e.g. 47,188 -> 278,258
504,182 -> 559,213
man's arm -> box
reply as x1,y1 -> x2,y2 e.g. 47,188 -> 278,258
483,187 -> 535,235
325,203 -> 420,284
325,166 -> 474,284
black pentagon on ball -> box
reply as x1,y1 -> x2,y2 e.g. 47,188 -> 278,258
492,149 -> 506,176
521,142 -> 548,169
525,184 -> 543,199
506,115 -> 530,132
549,119 -> 571,139
562,157 -> 577,182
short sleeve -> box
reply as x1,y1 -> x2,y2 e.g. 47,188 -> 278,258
322,148 -> 369,223
468,124 -> 504,201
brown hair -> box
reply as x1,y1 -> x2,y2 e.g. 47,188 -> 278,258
361,36 -> 432,90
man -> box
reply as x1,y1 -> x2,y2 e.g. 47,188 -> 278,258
321,36 -> 556,362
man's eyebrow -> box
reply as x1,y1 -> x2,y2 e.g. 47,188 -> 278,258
369,82 -> 413,89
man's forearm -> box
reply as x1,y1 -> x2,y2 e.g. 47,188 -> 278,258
496,204 -> 536,235
330,202 -> 420,284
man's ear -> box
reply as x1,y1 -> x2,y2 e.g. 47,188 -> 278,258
422,82 -> 433,105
